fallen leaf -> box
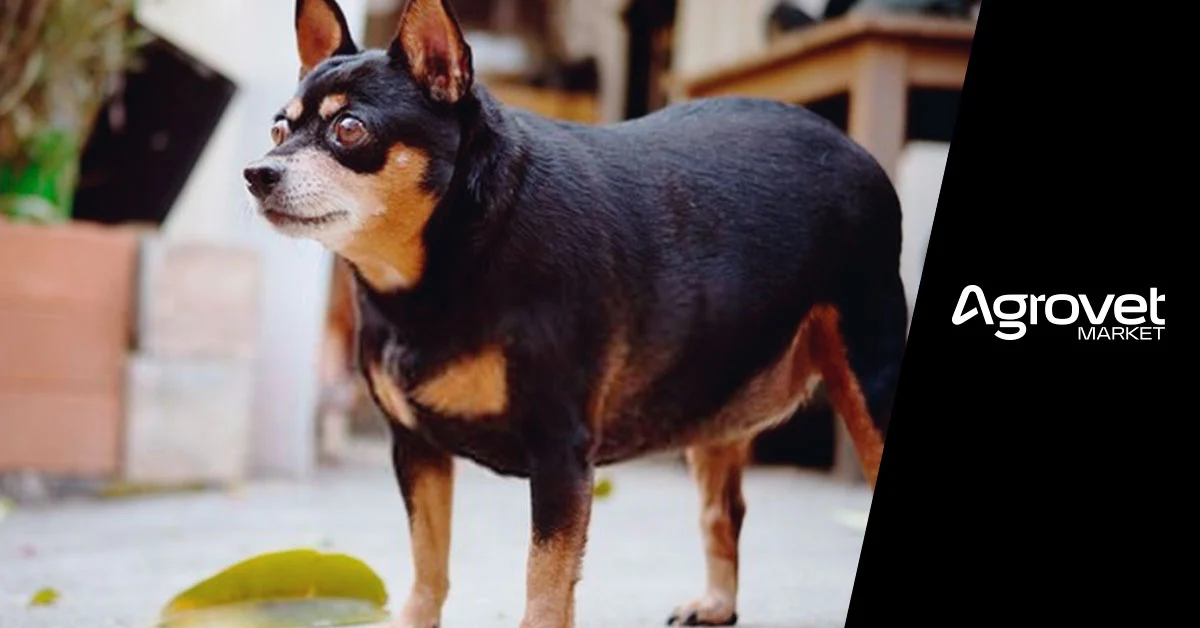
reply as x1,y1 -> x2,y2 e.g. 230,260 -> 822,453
157,599 -> 387,628
157,549 -> 390,628
592,477 -> 614,500
0,497 -> 12,523
99,481 -> 210,500
28,587 -> 59,607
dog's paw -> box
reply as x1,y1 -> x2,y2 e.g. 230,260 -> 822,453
385,617 -> 438,628
666,594 -> 738,626
519,618 -> 571,628
385,616 -> 439,628
386,594 -> 441,628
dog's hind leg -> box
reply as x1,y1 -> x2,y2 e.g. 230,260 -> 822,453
668,439 -> 751,626
810,273 -> 907,490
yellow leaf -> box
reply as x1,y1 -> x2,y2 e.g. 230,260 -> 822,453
29,587 -> 59,607
592,477 -> 614,499
156,599 -> 387,628
0,497 -> 13,523
98,481 -> 210,500
158,549 -> 390,628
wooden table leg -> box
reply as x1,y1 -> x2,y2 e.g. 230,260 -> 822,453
848,41 -> 909,183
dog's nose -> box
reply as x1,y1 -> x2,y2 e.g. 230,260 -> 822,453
243,163 -> 283,199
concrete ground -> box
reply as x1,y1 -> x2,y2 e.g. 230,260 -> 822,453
0,441 -> 872,628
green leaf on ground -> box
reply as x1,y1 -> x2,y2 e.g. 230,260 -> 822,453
157,549 -> 390,628
156,599 -> 388,628
592,476 -> 614,499
28,587 -> 59,607
97,481 -> 211,500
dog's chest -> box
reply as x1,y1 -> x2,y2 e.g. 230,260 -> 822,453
362,334 -> 534,475
365,332 -> 509,419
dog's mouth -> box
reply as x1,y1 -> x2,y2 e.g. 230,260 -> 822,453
261,208 -> 350,228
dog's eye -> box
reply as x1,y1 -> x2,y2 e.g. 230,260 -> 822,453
270,120 -> 289,146
334,116 -> 367,147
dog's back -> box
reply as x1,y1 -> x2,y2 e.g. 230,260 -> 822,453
500,96 -> 907,460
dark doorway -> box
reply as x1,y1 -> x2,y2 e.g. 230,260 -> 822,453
908,87 -> 961,143
807,92 -> 851,132
71,30 -> 236,227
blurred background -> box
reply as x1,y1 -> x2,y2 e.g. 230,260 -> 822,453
1,0 -> 977,496
0,2 -> 976,626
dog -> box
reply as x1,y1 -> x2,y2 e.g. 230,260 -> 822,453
243,1 -> 908,626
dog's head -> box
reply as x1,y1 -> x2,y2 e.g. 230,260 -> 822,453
244,0 -> 474,291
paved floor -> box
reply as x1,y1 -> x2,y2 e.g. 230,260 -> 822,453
0,442 -> 872,628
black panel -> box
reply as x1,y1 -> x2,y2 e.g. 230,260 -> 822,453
72,32 -> 236,226
845,1 -> 1183,625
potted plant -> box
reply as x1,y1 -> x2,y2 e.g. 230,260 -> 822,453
0,0 -> 152,222
0,0 -> 153,478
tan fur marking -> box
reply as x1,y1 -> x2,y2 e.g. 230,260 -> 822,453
587,330 -> 684,444
672,440 -> 749,625
367,362 -> 417,429
588,334 -> 632,429
336,145 -> 437,291
521,502 -> 590,628
297,0 -> 348,74
806,305 -> 885,489
693,305 -> 884,492
412,346 -> 508,418
696,312 -> 825,443
270,145 -> 434,292
284,98 -> 303,121
396,458 -> 454,627
319,93 -> 348,119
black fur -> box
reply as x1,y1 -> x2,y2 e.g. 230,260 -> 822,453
279,8 -> 906,550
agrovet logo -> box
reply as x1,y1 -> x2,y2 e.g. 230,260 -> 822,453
952,285 -> 1166,341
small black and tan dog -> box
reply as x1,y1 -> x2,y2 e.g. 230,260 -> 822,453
244,1 -> 907,626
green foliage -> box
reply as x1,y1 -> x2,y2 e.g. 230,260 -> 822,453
0,129 -> 77,222
0,0 -> 154,223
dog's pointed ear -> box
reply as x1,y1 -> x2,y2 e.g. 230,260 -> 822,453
296,0 -> 359,79
388,0 -> 474,105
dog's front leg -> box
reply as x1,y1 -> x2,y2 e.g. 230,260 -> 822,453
390,426 -> 454,628
521,419 -> 594,628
